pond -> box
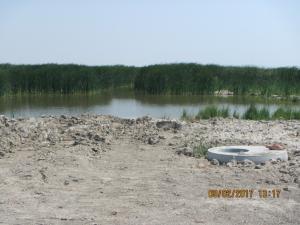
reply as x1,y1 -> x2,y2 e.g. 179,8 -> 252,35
0,90 -> 299,118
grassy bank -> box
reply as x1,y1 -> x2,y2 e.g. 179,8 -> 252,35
0,63 -> 299,96
181,105 -> 300,120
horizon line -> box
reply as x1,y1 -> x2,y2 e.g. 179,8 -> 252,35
1,62 -> 299,69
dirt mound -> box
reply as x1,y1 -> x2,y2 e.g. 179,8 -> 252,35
0,115 -> 299,224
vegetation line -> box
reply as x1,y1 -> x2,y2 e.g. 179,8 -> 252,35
0,64 -> 138,95
181,105 -> 300,120
0,63 -> 299,96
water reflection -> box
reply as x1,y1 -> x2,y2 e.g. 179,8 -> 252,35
0,91 -> 299,118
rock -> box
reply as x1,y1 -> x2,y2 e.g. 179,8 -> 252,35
156,121 -> 182,130
279,169 -> 289,174
73,140 -> 80,146
87,132 -> 93,139
226,162 -> 234,167
211,119 -> 217,125
242,159 -> 255,167
211,159 -> 219,166
111,211 -> 117,216
266,144 -> 284,150
280,178 -> 289,183
277,158 -> 282,162
148,137 -> 159,145
136,116 -> 151,124
226,160 -> 237,167
0,116 -> 9,127
91,147 -> 98,153
283,187 -> 289,191
280,164 -> 287,169
255,165 -> 262,169
176,147 -> 193,157
270,159 -> 278,164
289,162 -> 296,166
261,161 -> 271,167
293,150 -> 300,156
122,119 -> 135,125
265,179 -> 276,185
94,135 -> 105,142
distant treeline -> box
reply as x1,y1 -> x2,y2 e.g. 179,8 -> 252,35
0,63 -> 299,96
134,64 -> 300,96
0,64 -> 138,95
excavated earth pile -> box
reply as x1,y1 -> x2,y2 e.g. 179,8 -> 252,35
0,115 -> 299,225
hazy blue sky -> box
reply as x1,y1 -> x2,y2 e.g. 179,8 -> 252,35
0,0 -> 299,67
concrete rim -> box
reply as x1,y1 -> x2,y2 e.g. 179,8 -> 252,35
207,145 -> 288,164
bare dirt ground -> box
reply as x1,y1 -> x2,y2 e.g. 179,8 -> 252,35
0,115 -> 299,225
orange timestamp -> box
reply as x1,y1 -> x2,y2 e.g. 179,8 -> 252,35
208,189 -> 281,198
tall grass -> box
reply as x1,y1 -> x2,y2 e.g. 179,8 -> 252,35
1,63 -> 300,96
181,105 -> 300,120
196,106 -> 229,119
242,104 -> 270,120
0,64 -> 138,95
134,64 -> 300,96
193,144 -> 209,158
272,108 -> 300,120
181,109 -> 189,120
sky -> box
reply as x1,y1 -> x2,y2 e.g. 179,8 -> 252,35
0,0 -> 299,67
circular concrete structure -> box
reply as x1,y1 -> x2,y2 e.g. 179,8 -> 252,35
207,145 -> 288,164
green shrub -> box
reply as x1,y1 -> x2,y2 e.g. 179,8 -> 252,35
243,105 -> 270,120
293,111 -> 300,119
196,106 -> 218,119
220,107 -> 230,118
272,108 -> 300,120
196,106 -> 229,119
258,107 -> 270,120
193,144 -> 209,158
243,104 -> 258,119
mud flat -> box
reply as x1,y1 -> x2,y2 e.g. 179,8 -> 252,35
0,115 -> 299,225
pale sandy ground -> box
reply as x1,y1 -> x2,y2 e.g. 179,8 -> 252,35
0,115 -> 299,225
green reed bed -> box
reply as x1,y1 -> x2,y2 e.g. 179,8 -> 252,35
0,64 -> 138,95
272,108 -> 300,120
242,104 -> 270,120
195,106 -> 229,119
134,64 -> 300,96
1,63 -> 300,97
181,105 -> 300,120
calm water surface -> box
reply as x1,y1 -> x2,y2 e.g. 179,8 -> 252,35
0,91 -> 299,118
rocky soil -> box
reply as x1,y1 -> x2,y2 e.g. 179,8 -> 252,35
0,115 -> 299,225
